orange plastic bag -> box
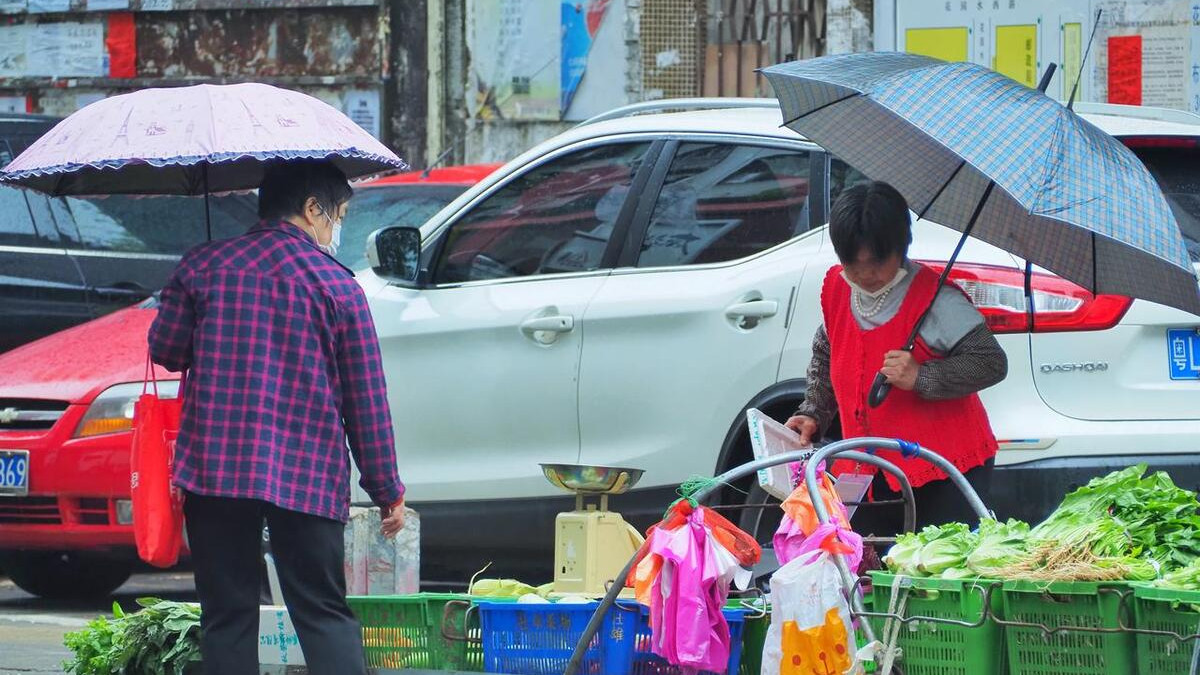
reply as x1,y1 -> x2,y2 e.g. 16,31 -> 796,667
780,473 -> 850,537
130,359 -> 185,568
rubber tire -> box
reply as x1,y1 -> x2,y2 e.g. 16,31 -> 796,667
0,551 -> 133,599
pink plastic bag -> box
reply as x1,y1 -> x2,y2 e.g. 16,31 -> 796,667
774,519 -> 864,572
647,507 -> 752,673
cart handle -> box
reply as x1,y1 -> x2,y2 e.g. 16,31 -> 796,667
803,438 -> 992,526
441,599 -> 480,645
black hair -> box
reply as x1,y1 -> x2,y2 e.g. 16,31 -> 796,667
828,181 -> 912,264
257,159 -> 353,222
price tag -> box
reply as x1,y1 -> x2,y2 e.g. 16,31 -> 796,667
834,473 -> 872,520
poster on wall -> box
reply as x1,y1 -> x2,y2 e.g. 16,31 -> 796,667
344,90 -> 381,140
468,0 -> 627,121
27,22 -> 107,77
884,0 -> 1200,113
468,0 -> 561,121
1094,0 -> 1192,111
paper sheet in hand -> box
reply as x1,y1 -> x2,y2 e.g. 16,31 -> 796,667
746,408 -> 814,501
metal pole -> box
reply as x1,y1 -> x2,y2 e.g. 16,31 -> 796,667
202,163 -> 212,241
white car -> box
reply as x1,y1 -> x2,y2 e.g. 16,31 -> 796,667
359,99 -> 1200,580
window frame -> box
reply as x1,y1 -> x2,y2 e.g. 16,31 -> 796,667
422,136 -> 666,289
616,134 -> 826,273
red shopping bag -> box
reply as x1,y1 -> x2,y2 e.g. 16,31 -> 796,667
130,357 -> 185,568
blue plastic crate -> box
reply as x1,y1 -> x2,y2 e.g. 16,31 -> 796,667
477,600 -> 639,675
632,607 -> 748,675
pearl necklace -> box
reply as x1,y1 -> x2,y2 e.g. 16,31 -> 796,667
853,284 -> 894,318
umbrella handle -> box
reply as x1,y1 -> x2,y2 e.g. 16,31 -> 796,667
868,371 -> 891,408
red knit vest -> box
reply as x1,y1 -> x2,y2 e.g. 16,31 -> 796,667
821,264 -> 998,490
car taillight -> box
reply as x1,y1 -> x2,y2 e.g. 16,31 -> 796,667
1120,135 -> 1200,149
917,262 -> 1132,334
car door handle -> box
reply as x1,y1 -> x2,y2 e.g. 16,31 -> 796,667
520,315 -> 575,345
91,283 -> 151,302
725,300 -> 778,320
521,315 -> 575,333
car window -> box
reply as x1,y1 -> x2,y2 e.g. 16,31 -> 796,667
434,142 -> 651,283
340,183 -> 468,270
636,142 -> 812,268
1129,145 -> 1200,262
829,157 -> 872,211
54,193 -> 257,255
0,185 -> 59,246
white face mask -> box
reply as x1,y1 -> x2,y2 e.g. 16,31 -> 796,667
317,206 -> 343,257
841,266 -> 908,299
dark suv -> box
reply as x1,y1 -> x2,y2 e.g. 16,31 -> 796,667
0,186 -> 257,353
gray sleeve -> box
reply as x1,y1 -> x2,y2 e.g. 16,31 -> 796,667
793,325 -> 838,436
918,286 -> 986,355
914,323 -> 1008,401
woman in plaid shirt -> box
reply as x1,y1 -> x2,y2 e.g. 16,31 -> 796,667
149,160 -> 405,675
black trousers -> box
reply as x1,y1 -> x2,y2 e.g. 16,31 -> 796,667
183,492 -> 367,675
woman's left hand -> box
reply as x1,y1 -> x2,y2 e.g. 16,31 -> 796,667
881,350 -> 919,391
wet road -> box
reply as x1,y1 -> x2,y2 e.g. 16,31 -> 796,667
0,569 -> 196,675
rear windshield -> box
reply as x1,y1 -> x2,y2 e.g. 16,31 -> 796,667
1129,145 -> 1200,262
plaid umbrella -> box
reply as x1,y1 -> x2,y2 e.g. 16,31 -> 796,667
763,52 -> 1200,405
762,52 -> 1200,315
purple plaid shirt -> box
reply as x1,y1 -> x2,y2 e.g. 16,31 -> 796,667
149,220 -> 404,522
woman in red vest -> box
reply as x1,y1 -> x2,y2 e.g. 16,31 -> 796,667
785,181 -> 1007,535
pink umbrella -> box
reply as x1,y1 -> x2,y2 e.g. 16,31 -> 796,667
0,83 -> 406,198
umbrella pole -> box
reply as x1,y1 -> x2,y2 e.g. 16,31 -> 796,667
202,163 -> 212,241
868,180 -> 996,407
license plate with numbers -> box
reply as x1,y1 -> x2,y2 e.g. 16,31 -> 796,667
0,450 -> 29,496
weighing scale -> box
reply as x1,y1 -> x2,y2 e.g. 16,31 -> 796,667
541,463 -> 646,598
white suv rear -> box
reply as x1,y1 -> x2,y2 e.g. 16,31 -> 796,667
358,100 -> 1200,580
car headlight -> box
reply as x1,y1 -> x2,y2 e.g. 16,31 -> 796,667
73,381 -> 179,438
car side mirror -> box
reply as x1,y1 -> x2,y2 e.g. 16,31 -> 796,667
366,226 -> 423,286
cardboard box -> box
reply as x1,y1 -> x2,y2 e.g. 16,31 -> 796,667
258,606 -> 305,666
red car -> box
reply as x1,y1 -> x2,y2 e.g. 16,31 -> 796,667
0,164 -> 500,598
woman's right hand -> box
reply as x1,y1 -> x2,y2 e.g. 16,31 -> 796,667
784,415 -> 819,447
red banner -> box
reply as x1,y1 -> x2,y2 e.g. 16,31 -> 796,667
1107,35 -> 1142,106
106,12 -> 136,79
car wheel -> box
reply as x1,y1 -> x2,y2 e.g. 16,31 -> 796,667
0,551 -> 133,599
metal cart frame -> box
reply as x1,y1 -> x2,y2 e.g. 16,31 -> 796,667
563,436 -> 992,675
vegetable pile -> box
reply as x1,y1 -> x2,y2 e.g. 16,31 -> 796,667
883,464 -> 1200,582
63,598 -> 201,675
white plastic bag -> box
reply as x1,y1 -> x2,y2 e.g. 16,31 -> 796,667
746,408 -> 814,501
761,550 -> 860,675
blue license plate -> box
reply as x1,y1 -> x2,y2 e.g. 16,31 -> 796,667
1168,329 -> 1200,380
0,450 -> 29,496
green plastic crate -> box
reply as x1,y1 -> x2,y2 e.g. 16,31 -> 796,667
1132,585 -> 1200,674
729,599 -> 767,675
870,572 -> 1005,675
348,593 -> 486,671
1001,580 -> 1133,675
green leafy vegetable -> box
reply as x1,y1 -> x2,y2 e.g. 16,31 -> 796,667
966,518 -> 1029,574
884,522 -> 977,578
63,598 -> 201,675
1155,559 -> 1200,591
